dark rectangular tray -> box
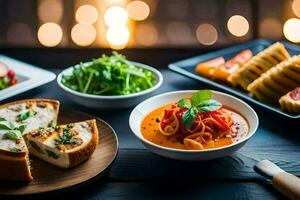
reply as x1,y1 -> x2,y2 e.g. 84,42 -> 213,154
169,39 -> 300,119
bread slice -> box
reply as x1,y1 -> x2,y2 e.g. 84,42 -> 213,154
0,99 -> 59,181
26,119 -> 99,168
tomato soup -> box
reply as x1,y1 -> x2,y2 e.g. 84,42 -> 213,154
141,104 -> 249,150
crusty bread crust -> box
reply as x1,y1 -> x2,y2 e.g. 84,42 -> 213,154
0,98 -> 60,110
0,151 -> 32,181
68,119 -> 99,168
0,149 -> 27,157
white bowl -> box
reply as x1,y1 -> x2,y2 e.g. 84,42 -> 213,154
129,90 -> 259,161
57,61 -> 163,109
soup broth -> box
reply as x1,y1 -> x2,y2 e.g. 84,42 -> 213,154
141,104 -> 249,150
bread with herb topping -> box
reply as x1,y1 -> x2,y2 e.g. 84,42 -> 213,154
26,119 -> 99,168
0,99 -> 59,181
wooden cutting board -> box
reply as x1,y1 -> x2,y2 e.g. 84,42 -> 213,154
0,110 -> 118,195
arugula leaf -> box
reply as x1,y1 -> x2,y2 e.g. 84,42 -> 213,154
191,90 -> 212,107
61,52 -> 156,96
3,130 -> 22,141
18,110 -> 37,121
182,107 -> 198,129
196,100 -> 222,113
177,99 -> 191,109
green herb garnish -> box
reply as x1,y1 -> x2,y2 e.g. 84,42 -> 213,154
61,52 -> 156,95
48,120 -> 59,131
177,90 -> 222,129
0,119 -> 15,130
3,130 -> 22,141
0,116 -> 27,141
54,124 -> 76,147
17,110 -> 37,121
18,124 -> 27,134
46,150 -> 60,159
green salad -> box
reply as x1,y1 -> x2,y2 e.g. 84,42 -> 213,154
61,52 -> 156,95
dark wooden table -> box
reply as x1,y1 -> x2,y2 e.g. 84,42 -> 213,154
1,48 -> 299,200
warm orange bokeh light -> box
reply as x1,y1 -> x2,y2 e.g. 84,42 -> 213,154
283,18 -> 300,43
196,23 -> 218,45
227,15 -> 249,37
38,0 -> 63,23
38,22 -> 63,47
127,1 -> 150,21
106,26 -> 130,49
104,6 -> 128,27
71,23 -> 96,46
76,5 -> 98,24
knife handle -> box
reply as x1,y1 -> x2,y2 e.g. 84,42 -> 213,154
273,172 -> 300,200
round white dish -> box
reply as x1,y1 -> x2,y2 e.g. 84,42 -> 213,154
129,90 -> 259,161
57,61 -> 163,109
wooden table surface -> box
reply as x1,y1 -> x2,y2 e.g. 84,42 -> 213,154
1,48 -> 299,200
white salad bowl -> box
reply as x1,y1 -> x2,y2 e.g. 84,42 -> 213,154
57,61 -> 163,109
129,90 -> 259,161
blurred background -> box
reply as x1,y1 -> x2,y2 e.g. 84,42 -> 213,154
0,0 -> 300,50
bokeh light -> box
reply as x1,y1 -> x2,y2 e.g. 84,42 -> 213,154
227,15 -> 249,37
71,23 -> 96,46
126,1 -> 150,21
135,23 -> 158,46
76,5 -> 98,24
104,6 -> 128,27
38,0 -> 63,23
196,23 -> 218,45
283,18 -> 300,43
292,0 -> 300,18
106,26 -> 130,49
37,22 -> 63,47
259,18 -> 282,39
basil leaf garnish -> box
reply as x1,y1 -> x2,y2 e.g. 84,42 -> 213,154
182,107 -> 198,129
191,90 -> 212,107
177,98 -> 191,109
196,100 -> 222,113
18,110 -> 37,121
0,120 -> 15,130
177,90 -> 222,129
18,124 -> 27,134
3,130 -> 22,141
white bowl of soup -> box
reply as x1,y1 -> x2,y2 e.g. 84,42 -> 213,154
129,90 -> 259,161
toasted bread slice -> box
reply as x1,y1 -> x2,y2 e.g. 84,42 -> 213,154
26,119 -> 99,168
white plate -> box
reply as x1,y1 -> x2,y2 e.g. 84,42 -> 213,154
0,54 -> 56,101
129,90 -> 259,161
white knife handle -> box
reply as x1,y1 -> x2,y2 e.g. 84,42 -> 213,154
273,172 -> 300,200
